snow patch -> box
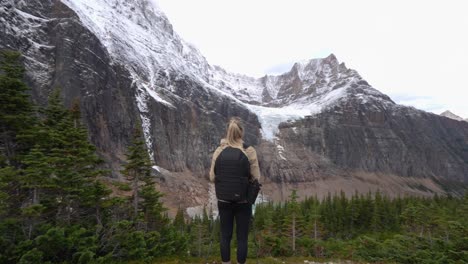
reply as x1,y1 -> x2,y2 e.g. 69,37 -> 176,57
142,83 -> 175,108
247,85 -> 350,140
247,104 -> 310,140
276,144 -> 287,160
186,184 -> 218,219
15,8 -> 51,22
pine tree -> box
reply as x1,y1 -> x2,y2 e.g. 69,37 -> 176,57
347,191 -> 360,237
20,145 -> 54,238
0,165 -> 17,217
281,190 -> 302,254
173,206 -> 186,233
122,125 -> 152,219
370,191 -> 380,232
85,179 -> 112,228
22,146 -> 53,206
140,183 -> 167,230
20,90 -> 107,226
0,50 -> 38,233
188,215 -> 209,257
303,195 -> 322,241
0,50 -> 36,166
255,203 -> 276,256
121,124 -> 167,230
319,192 -> 334,238
55,92 -> 104,224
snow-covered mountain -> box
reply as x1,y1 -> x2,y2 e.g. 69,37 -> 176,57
2,0 -> 397,142
56,0 -> 397,142
440,110 -> 466,122
1,0 -> 467,211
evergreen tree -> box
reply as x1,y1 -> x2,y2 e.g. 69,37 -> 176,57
173,206 -> 186,233
121,125 -> 152,219
254,203 -> 274,256
121,124 -> 167,230
347,191 -> 360,237
54,92 -> 104,225
281,190 -> 303,254
20,90 -> 107,226
0,50 -> 38,237
319,192 -> 334,238
370,190 -> 383,232
0,165 -> 17,217
0,50 -> 36,166
188,215 -> 210,257
86,179 -> 112,228
140,183 -> 167,230
400,200 -> 425,235
303,195 -> 322,241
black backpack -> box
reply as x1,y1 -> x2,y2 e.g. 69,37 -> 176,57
214,144 -> 251,202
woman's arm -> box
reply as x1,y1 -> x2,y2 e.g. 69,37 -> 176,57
209,147 -> 222,182
245,147 -> 261,181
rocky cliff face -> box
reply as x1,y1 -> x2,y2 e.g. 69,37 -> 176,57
1,0 -> 467,212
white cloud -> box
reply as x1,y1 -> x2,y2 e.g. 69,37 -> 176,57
158,0 -> 468,118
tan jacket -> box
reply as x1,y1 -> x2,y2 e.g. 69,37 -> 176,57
209,138 -> 261,183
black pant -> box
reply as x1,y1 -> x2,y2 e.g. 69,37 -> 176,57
218,201 -> 252,263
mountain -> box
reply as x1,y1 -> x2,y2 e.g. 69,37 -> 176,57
1,0 -> 467,212
440,110 -> 466,122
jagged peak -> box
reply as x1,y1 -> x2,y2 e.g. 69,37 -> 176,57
440,110 -> 465,121
285,53 -> 353,81
324,53 -> 338,63
293,53 -> 338,69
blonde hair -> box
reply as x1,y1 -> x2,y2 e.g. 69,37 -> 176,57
225,117 -> 244,146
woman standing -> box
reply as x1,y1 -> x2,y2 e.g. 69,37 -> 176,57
209,117 -> 261,264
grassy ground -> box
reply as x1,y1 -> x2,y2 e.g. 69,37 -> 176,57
144,256 -> 373,264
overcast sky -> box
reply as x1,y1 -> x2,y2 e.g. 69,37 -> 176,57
157,0 -> 468,118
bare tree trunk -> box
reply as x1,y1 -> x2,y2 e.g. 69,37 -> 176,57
1,128 -> 13,166
27,221 -> 33,240
133,175 -> 139,219
96,205 -> 102,226
66,199 -> 71,225
292,213 -> 296,253
32,187 -> 38,204
428,229 -> 433,246
198,225 -> 202,257
314,219 -> 317,240
28,188 -> 39,240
